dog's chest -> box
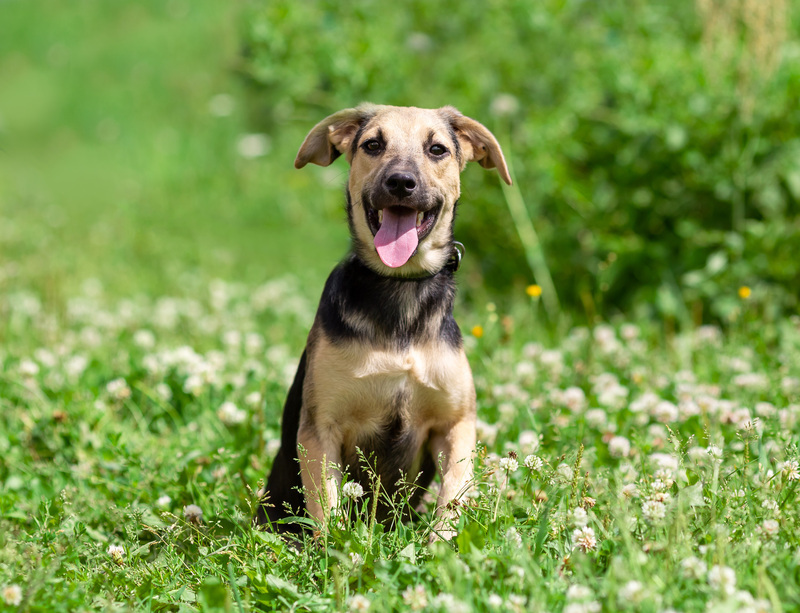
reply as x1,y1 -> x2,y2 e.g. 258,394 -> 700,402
307,336 -> 473,440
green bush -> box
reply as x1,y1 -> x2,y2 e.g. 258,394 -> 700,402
239,0 -> 800,321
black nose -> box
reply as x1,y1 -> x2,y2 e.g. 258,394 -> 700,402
385,172 -> 417,198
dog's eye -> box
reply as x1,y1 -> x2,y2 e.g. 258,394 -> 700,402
362,139 -> 383,154
429,144 -> 448,156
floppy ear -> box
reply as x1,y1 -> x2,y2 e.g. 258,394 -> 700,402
439,106 -> 512,185
294,104 -> 378,169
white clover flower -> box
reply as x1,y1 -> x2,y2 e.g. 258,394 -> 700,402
651,479 -> 670,493
106,378 -> 131,400
499,456 -> 519,472
184,504 -> 203,524
476,419 -> 499,446
760,519 -> 780,538
653,469 -> 675,488
572,526 -> 598,552
732,372 -> 769,391
490,93 -> 519,117
155,495 -> 172,508
680,556 -> 707,579
505,527 -> 523,549
585,409 -> 607,429
487,593 -> 504,609
107,544 -> 125,565
524,454 -> 544,471
562,386 -> 587,412
618,580 -> 646,604
780,460 -> 800,481
342,481 -> 364,499
609,436 -> 631,458
518,430 -> 540,453
155,382 -> 172,401
641,500 -> 667,522
706,445 -> 723,462
652,400 -> 679,423
556,463 -> 575,481
402,585 -> 428,610
708,565 -> 737,596
649,453 -> 679,473
217,401 -> 246,426
64,355 -> 89,381
245,391 -> 263,407
571,507 -> 589,528
566,584 -> 594,602
237,133 -> 271,159
431,593 -> 469,613
18,358 -> 40,377
133,329 -> 156,349
621,483 -> 639,499
348,593 -> 371,612
564,603 -> 601,613
688,446 -> 709,463
2,584 -> 23,606
208,93 -> 235,117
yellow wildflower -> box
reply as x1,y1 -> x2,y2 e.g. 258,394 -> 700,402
471,325 -> 484,338
526,284 -> 542,298
738,286 -> 751,299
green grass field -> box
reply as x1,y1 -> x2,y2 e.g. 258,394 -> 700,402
2,2 -> 800,612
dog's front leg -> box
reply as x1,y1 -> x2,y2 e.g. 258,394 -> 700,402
297,422 -> 342,532
429,416 -> 476,541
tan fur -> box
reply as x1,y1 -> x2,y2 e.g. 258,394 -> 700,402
290,105 -> 509,540
297,105 -> 511,277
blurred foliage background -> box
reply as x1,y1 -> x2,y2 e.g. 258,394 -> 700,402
2,0 -> 799,325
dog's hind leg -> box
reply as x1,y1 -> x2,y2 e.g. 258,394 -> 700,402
255,350 -> 308,534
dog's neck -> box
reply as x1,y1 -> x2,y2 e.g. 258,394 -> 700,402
317,253 -> 462,349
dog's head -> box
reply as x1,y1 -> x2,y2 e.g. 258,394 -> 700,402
295,104 -> 511,277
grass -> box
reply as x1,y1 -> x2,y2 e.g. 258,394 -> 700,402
2,2 -> 800,612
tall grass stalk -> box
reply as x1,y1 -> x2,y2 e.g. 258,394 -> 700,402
499,142 -> 561,321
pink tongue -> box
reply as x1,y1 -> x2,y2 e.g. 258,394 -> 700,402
374,208 -> 419,268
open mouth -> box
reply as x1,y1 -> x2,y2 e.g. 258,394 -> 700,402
366,205 -> 440,268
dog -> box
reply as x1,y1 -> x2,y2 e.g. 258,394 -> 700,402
254,104 -> 511,540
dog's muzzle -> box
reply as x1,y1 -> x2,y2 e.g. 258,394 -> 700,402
365,201 -> 441,269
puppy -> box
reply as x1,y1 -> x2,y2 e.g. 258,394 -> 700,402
255,104 -> 511,540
